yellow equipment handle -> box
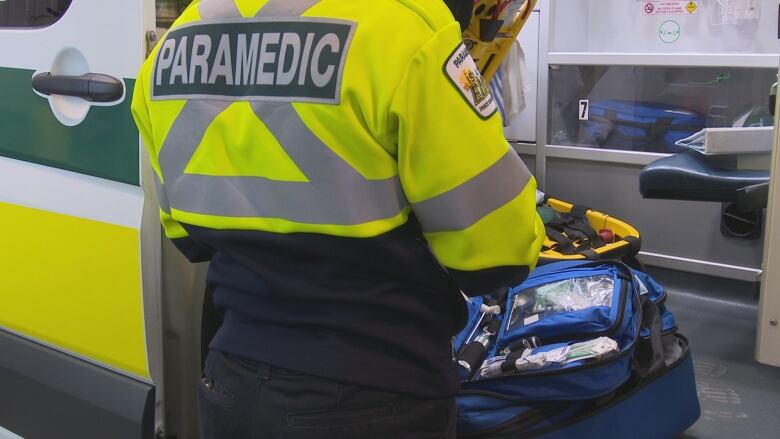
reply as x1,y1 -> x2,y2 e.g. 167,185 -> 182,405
463,0 -> 537,83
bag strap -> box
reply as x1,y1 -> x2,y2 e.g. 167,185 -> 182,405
599,113 -> 699,147
586,114 -> 615,147
635,296 -> 667,378
453,395 -> 570,439
647,117 -> 674,143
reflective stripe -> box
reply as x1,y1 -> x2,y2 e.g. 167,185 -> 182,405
198,0 -> 241,19
258,0 -> 322,17
158,101 -> 407,224
198,0 -> 320,21
250,102 -> 359,184
157,0 -> 406,226
158,101 -> 230,180
413,150 -> 532,233
153,173 -> 171,214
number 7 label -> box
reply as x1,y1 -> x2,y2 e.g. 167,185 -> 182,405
579,100 -> 589,120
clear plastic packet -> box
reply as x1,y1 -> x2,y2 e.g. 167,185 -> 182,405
508,275 -> 615,331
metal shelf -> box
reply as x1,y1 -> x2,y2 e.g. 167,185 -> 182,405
548,52 -> 779,69
509,141 -> 537,156
639,251 -> 762,283
545,145 -> 669,167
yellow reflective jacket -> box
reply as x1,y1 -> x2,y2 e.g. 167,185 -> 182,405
131,0 -> 544,397
133,0 -> 543,288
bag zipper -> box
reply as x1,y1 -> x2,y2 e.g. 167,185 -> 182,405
457,404 -> 567,439
461,334 -> 691,438
499,272 -> 631,350
634,272 -> 667,306
461,336 -> 637,388
521,334 -> 693,438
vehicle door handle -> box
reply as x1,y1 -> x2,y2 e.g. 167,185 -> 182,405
32,72 -> 123,103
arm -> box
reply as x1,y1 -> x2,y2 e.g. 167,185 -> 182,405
389,22 -> 544,295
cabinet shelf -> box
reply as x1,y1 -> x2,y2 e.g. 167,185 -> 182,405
548,52 -> 779,69
545,145 -> 668,167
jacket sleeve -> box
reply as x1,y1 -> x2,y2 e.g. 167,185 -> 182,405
389,21 -> 544,296
131,52 -> 215,263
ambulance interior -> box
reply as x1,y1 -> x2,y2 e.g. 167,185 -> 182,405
2,1 -> 777,438
148,1 -> 780,438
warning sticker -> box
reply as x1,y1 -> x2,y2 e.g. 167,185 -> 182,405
642,1 -> 698,15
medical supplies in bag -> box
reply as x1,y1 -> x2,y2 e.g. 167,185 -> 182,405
454,261 -> 700,438
579,100 -> 705,153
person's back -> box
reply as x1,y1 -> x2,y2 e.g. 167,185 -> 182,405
132,0 -> 544,437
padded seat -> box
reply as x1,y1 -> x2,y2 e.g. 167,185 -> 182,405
640,151 -> 769,203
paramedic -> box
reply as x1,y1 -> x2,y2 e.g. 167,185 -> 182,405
131,0 -> 544,437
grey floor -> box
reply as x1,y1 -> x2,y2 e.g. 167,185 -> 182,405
645,268 -> 780,439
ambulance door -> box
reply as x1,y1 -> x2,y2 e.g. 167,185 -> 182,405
0,1 -> 157,438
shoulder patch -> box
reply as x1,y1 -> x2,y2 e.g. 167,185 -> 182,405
443,43 -> 497,120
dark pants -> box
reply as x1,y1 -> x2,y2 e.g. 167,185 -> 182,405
199,350 -> 457,439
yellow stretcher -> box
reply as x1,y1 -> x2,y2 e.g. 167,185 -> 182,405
464,0 -> 537,83
539,197 -> 642,265
454,3 -> 642,263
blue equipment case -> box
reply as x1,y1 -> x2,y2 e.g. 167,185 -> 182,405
579,100 -> 705,153
454,261 -> 700,438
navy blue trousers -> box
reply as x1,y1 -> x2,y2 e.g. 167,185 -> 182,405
199,350 -> 457,438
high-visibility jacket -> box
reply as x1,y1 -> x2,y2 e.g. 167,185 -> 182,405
132,0 -> 544,397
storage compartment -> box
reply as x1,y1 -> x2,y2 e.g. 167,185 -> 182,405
550,0 -> 775,55
548,65 -> 776,152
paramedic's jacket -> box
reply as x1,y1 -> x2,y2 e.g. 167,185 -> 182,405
132,0 -> 544,397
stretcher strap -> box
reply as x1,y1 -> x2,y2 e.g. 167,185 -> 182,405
569,204 -> 590,217
623,236 -> 641,254
545,227 -> 577,255
545,209 -> 604,257
578,248 -> 600,261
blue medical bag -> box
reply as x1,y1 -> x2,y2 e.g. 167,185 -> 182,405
454,260 -> 700,438
579,100 -> 705,153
